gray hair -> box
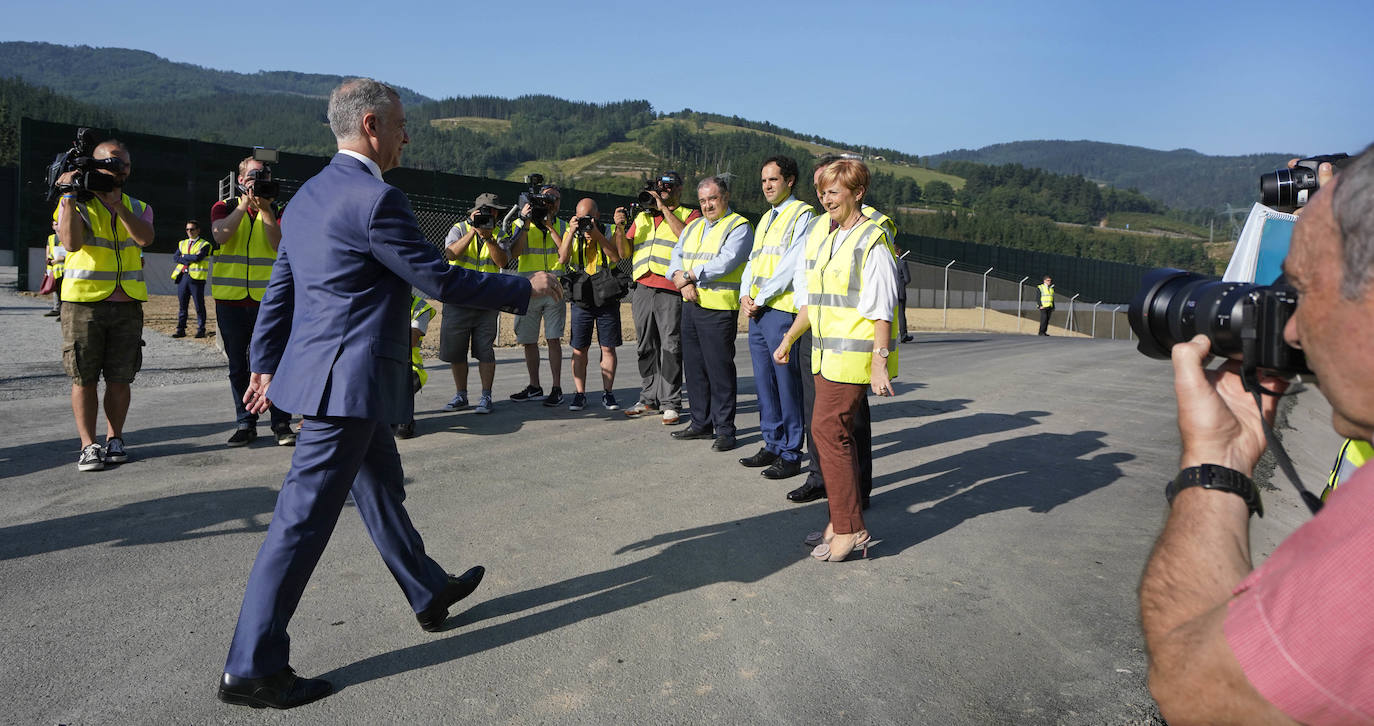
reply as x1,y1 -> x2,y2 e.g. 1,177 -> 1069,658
1333,143 -> 1374,298
328,78 -> 400,141
698,175 -> 730,196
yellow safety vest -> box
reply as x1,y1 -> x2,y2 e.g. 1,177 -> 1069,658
447,221 -> 502,273
1038,283 -> 1055,307
211,199 -> 281,301
60,194 -> 150,303
862,204 -> 897,252
1322,438 -> 1373,501
678,212 -> 750,311
804,216 -> 898,384
410,295 -> 435,389
749,199 -> 813,313
567,223 -> 619,275
513,218 -> 567,275
171,237 -> 212,281
631,206 -> 692,279
46,234 -> 65,277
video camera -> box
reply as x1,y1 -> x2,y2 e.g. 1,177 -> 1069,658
1259,153 -> 1353,212
518,173 -> 558,224
240,147 -> 280,199
1128,268 -> 1308,378
46,127 -> 122,203
471,210 -> 496,230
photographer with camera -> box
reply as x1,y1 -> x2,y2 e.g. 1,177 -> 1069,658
507,180 -> 569,407
53,137 -> 154,471
1139,147 -> 1374,725
557,199 -> 628,411
619,171 -> 700,425
439,192 -> 513,415
210,155 -> 294,447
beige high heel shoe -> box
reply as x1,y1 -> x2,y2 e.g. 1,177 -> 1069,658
803,523 -> 835,548
810,530 -> 875,562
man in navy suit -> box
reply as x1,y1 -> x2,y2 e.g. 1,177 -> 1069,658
217,78 -> 562,710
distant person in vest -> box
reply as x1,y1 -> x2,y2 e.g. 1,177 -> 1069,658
171,219 -> 212,338
44,219 -> 65,317
775,158 -> 897,561
396,294 -> 435,439
507,184 -> 568,406
785,156 -> 897,506
210,156 -> 295,447
560,198 -> 628,411
439,193 -> 512,415
739,155 -> 814,480
1037,275 -> 1055,336
53,138 -> 154,472
618,171 -> 701,425
667,175 -> 754,453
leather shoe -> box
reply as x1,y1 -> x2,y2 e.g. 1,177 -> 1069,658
218,666 -> 332,709
416,566 -> 485,632
711,434 -> 737,452
786,477 -> 827,503
738,448 -> 779,467
670,426 -> 713,440
762,458 -> 802,480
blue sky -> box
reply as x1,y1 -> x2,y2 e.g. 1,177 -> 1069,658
4,0 -> 1372,157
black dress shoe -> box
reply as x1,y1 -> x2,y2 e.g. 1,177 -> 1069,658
711,434 -> 737,452
416,566 -> 486,632
786,477 -> 827,503
670,426 -> 714,440
762,458 -> 802,480
738,448 -> 779,467
218,666 -> 332,709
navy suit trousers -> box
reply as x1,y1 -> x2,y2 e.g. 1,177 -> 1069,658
680,302 -> 738,437
176,276 -> 206,332
747,307 -> 804,462
224,415 -> 449,678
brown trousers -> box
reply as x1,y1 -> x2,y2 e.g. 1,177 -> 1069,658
812,375 -> 867,534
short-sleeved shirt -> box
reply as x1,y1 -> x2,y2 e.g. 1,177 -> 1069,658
627,208 -> 701,292
1224,464 -> 1374,724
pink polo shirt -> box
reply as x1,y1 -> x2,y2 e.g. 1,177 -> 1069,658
1224,465 -> 1374,724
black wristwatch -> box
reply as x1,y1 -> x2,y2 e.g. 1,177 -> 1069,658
1166,464 -> 1263,518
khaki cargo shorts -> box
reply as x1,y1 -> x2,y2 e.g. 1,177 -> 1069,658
61,301 -> 144,385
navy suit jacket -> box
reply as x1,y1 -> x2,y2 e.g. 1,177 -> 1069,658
251,153 -> 532,423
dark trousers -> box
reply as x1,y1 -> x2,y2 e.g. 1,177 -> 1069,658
797,330 -> 872,497
896,294 -> 909,337
217,301 -> 290,428
1038,306 -> 1054,335
813,376 -> 867,534
748,307 -> 804,462
224,415 -> 449,678
680,302 -> 739,436
176,276 -> 207,332
630,285 -> 683,409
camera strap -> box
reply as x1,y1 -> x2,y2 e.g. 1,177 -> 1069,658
1240,313 -> 1324,515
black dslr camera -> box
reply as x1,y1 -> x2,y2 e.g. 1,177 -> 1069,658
1128,268 -> 1308,378
519,173 -> 558,224
471,210 -> 496,230
573,215 -> 598,237
46,127 -> 122,203
1258,153 -> 1353,212
241,147 -> 280,199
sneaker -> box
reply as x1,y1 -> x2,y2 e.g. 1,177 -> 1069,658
103,436 -> 128,464
510,384 -> 543,402
624,402 -> 656,417
227,427 -> 257,447
445,393 -> 469,411
396,421 -> 416,439
475,395 -> 494,414
172,330 -> 186,338
542,386 -> 564,407
272,423 -> 297,447
77,443 -> 105,472
661,408 -> 680,425
569,392 -> 587,411
602,392 -> 620,411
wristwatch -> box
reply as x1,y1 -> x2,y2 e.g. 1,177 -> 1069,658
876,347 -> 890,358
1166,464 -> 1263,517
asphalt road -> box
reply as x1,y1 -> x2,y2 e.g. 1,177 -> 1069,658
0,270 -> 1337,725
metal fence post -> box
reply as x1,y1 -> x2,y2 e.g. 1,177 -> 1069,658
942,260 -> 955,329
981,267 -> 993,329
1017,276 -> 1029,333
1068,293 -> 1080,334
1112,305 -> 1123,340
1092,301 -> 1101,338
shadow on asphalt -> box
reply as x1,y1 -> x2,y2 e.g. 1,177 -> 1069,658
316,413 -> 1130,693
0,420 -> 255,481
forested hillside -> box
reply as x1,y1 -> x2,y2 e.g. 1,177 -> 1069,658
0,77 -> 122,165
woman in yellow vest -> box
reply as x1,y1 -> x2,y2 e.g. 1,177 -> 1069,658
774,159 -> 898,562
44,219 -> 66,317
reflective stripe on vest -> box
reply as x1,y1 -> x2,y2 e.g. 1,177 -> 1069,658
862,205 -> 897,252
679,212 -> 749,311
173,237 -> 212,281
46,234 -> 65,277
804,217 -> 898,384
410,295 -> 435,389
1322,438 -> 1373,501
749,199 -> 812,314
514,218 -> 567,275
1038,284 -> 1055,306
60,194 -> 149,302
631,207 -> 692,279
447,221 -> 501,273
211,199 -> 279,301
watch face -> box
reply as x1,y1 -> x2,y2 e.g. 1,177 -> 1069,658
878,348 -> 889,358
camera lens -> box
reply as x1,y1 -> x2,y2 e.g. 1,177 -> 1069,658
1128,268 -> 1251,360
1259,168 -> 1295,209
